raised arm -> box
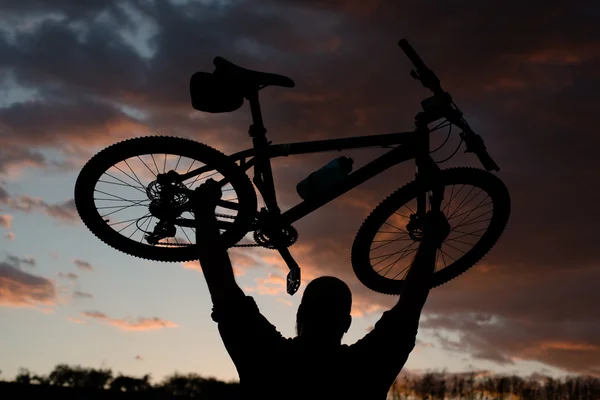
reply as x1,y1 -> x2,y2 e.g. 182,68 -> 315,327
352,210 -> 450,383
193,179 -> 246,307
193,180 -> 284,372
390,209 -> 450,316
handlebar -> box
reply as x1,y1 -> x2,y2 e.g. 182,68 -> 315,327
398,39 -> 443,95
399,38 -> 500,172
459,130 -> 500,172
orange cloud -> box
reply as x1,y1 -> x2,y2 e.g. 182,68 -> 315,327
0,262 -> 57,308
0,214 -> 12,228
539,341 -> 599,351
5,232 -> 15,240
182,248 -> 252,277
181,260 -> 202,272
67,316 -> 87,324
255,273 -> 287,296
81,310 -> 177,331
350,295 -> 385,318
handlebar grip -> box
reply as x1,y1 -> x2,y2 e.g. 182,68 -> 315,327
398,39 -> 427,70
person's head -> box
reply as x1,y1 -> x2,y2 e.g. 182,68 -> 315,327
295,276 -> 352,342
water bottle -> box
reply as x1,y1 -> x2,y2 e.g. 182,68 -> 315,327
296,156 -> 354,201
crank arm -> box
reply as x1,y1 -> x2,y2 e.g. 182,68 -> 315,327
277,247 -> 301,295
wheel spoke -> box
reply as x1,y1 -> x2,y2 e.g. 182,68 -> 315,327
98,198 -> 150,218
453,195 -> 491,228
439,247 -> 457,262
137,156 -> 157,178
150,154 -> 161,175
447,185 -> 477,219
383,221 -> 409,234
371,235 -> 411,252
122,160 -> 145,189
448,200 -> 492,221
441,240 -> 465,255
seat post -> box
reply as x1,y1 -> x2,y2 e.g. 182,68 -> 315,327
246,90 -> 267,138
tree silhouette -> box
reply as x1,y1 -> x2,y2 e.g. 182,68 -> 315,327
3,363 -> 600,399
48,364 -> 112,388
110,373 -> 152,392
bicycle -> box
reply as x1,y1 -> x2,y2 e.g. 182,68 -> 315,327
74,39 -> 511,296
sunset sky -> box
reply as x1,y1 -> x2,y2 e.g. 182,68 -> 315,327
1,0 -> 599,384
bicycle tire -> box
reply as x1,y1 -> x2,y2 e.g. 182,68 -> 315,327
351,167 -> 510,294
74,136 -> 257,262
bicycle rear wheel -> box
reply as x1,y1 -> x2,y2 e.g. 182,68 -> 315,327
351,167 -> 510,294
74,136 -> 257,262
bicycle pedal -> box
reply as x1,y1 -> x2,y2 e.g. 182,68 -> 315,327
286,268 -> 301,296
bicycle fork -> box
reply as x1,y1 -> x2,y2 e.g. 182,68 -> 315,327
414,154 -> 446,246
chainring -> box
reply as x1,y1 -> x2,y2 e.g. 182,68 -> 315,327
253,224 -> 298,249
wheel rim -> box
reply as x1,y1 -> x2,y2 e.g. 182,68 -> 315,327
75,137 -> 256,261
352,168 -> 510,293
94,153 -> 240,247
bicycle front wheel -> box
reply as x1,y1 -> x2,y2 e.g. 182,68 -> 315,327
351,167 -> 511,294
74,136 -> 257,262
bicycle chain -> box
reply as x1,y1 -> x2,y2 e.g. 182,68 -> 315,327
215,213 -> 299,249
159,213 -> 293,249
215,213 -> 263,248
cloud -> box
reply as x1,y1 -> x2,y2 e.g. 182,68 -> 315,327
73,290 -> 93,299
0,0 -> 599,378
58,272 -> 78,281
0,260 -> 57,307
0,214 -> 12,228
134,354 -> 143,360
73,259 -> 93,271
0,185 -> 78,224
80,310 -> 178,331
67,316 -> 87,324
182,248 -> 249,276
254,273 -> 286,296
9,196 -> 78,223
6,254 -> 36,267
5,232 -> 15,240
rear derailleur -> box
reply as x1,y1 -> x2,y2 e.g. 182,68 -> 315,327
143,171 -> 189,245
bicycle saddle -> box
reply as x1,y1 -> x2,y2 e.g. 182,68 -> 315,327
213,57 -> 295,89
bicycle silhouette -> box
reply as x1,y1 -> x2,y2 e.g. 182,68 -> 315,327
74,39 -> 511,295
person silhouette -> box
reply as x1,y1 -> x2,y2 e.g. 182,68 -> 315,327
193,179 -> 450,400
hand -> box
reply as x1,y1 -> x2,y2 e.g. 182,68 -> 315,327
193,179 -> 223,213
422,210 -> 450,248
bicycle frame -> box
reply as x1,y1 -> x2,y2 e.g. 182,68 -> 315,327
232,129 -> 432,224
183,123 -> 444,237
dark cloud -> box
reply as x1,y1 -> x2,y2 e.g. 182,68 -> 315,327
0,0 -> 598,376
73,290 -> 93,299
6,254 -> 36,267
0,259 -> 56,307
73,259 -> 93,271
5,196 -> 78,224
58,271 -> 78,280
